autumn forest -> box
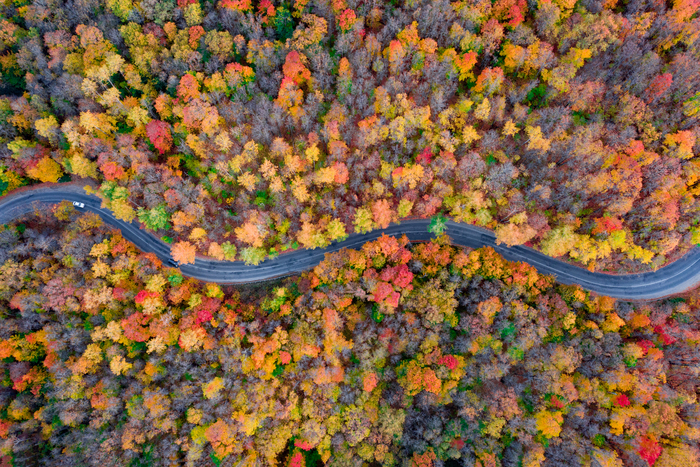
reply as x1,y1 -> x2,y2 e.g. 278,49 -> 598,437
1,0 -> 700,464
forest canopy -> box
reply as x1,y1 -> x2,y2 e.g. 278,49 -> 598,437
0,207 -> 699,465
0,0 -> 699,271
2,0 -> 700,465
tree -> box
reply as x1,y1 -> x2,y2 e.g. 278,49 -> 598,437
145,121 -> 172,154
26,156 -> 63,183
354,207 -> 376,234
208,242 -> 225,260
525,126 -> 551,152
100,161 -> 126,181
540,225 -> 578,257
69,153 -> 98,179
171,241 -> 196,264
137,204 -> 171,231
297,221 -> 328,249
372,199 -> 395,229
326,219 -> 347,242
282,50 -> 311,87
235,217 -> 268,247
495,217 -> 537,246
474,67 -> 505,95
535,410 -> 563,439
240,247 -> 267,265
453,51 -> 478,81
428,215 -> 447,235
638,435 -> 662,466
177,74 -> 200,102
275,78 -> 306,120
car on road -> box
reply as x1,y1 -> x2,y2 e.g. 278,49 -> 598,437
167,258 -> 181,268
72,201 -> 85,209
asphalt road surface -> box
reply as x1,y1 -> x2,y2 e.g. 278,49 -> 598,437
2,185 -> 699,299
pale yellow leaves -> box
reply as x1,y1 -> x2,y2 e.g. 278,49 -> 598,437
314,166 -> 337,185
109,355 -> 133,375
305,144 -> 320,164
462,125 -> 481,146
69,152 -> 98,178
147,336 -> 167,354
474,98 -> 491,121
126,106 -> 150,129
92,260 -> 110,278
609,406 -> 645,435
189,227 -> 207,243
269,176 -> 285,193
502,119 -> 519,137
392,163 -> 424,189
526,125 -> 551,152
495,221 -> 537,247
292,175 -> 310,202
35,115 -> 59,139
260,159 -> 277,179
187,408 -> 204,425
145,274 -> 168,293
79,111 -> 115,136
398,199 -> 414,217
61,119 -> 82,147
483,416 -> 507,439
297,221 -> 328,249
326,218 -> 347,241
290,14 -> 328,49
215,131 -> 232,152
228,141 -> 258,173
82,285 -> 114,314
90,82 -> 118,108
539,225 -> 577,257
179,328 -> 207,352
590,449 -> 623,467
83,343 -> 103,363
105,320 -> 124,341
86,51 -> 124,83
186,134 -> 206,158
522,445 -> 546,467
172,210 -> 196,232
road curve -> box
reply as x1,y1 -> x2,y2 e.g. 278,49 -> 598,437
1,185 -> 699,299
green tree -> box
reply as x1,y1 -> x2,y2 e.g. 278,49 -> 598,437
137,204 -> 171,231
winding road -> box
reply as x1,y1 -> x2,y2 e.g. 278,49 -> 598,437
1,185 -> 699,299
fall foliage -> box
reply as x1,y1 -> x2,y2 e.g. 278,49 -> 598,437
3,0 -> 700,464
0,210 -> 699,465
0,0 -> 696,275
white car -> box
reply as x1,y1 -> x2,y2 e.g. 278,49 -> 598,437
72,201 -> 85,209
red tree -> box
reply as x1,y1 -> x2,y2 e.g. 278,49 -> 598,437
146,120 -> 173,155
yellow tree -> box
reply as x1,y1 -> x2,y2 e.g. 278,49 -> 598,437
525,126 -> 551,152
495,213 -> 537,246
26,156 -> 63,183
354,207 -> 376,234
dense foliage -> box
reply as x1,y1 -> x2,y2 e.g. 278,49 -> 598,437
1,0 -> 700,271
0,207 -> 699,466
